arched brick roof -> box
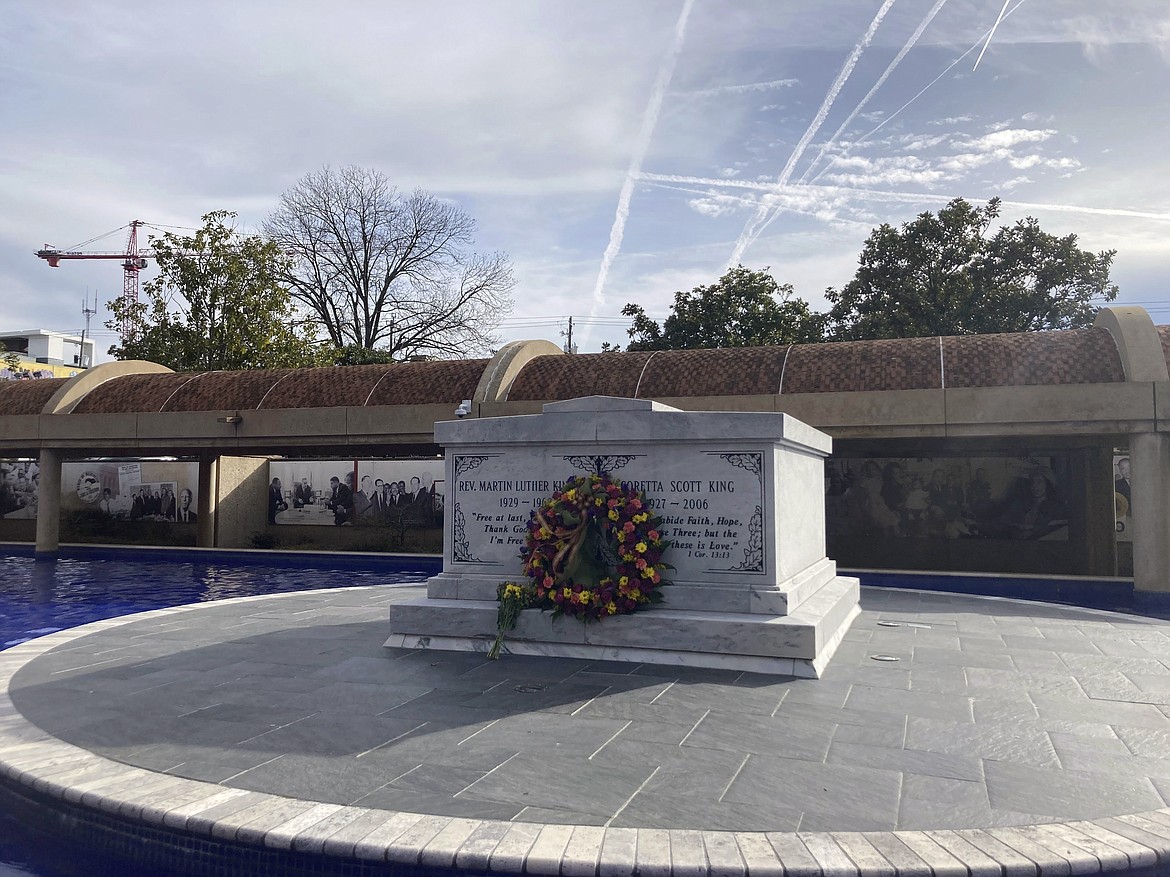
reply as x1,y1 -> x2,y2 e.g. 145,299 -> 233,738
509,327 -> 1124,399
360,360 -> 488,406
636,347 -> 790,398
942,327 -> 1123,388
781,337 -> 941,394
67,361 -> 492,414
1157,326 -> 1170,374
22,327 -> 1131,417
506,352 -> 656,401
70,373 -> 197,414
0,378 -> 67,415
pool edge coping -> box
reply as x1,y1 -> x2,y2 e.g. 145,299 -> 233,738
0,588 -> 1168,876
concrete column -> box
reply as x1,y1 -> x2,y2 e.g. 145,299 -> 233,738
1067,446 -> 1117,577
34,448 -> 62,558
197,453 -> 218,549
1130,432 -> 1170,607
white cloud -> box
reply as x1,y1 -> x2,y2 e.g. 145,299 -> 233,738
0,0 -> 1167,345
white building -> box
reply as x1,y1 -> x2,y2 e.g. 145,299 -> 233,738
0,329 -> 95,379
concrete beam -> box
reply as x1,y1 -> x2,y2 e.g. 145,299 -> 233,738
42,360 -> 173,415
1095,306 -> 1169,384
475,340 -> 562,408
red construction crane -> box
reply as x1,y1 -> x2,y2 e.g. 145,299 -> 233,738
36,220 -> 151,342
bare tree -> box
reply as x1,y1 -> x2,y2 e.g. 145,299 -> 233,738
264,166 -> 514,358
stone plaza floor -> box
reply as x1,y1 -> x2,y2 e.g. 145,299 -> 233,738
4,583 -> 1170,874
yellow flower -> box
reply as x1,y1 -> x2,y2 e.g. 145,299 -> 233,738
619,576 -> 629,586
641,567 -> 655,578
635,541 -> 648,553
608,509 -> 619,521
606,602 -> 618,614
616,531 -> 626,542
562,587 -> 572,598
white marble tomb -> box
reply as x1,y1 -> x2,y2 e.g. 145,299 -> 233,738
385,396 -> 859,677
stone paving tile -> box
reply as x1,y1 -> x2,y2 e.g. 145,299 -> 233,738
209,752 -> 404,804
771,699 -> 906,732
1114,724 -> 1170,757
240,713 -> 442,757
612,776 -> 800,832
680,711 -> 835,762
11,584 -> 1170,845
830,719 -> 906,749
1031,691 -> 1170,729
350,785 -> 524,820
965,666 -> 1088,699
827,739 -> 982,782
1060,651 -> 1170,677
1054,744 -> 1170,782
905,715 -> 1060,767
723,754 -> 901,831
1151,776 -> 1170,806
983,759 -> 1165,820
513,805 -> 609,827
828,664 -> 913,691
1128,671 -> 1170,694
458,710 -> 634,755
906,663 -> 968,694
773,679 -> 852,708
644,679 -> 789,717
454,751 -> 655,815
844,684 -> 974,723
1001,634 -> 1103,656
570,697 -> 710,728
910,644 -> 1016,670
458,680 -> 611,714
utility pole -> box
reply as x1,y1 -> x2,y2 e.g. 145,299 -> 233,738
79,292 -> 97,368
562,316 -> 577,354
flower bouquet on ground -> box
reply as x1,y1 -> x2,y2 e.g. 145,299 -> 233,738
488,472 -> 671,659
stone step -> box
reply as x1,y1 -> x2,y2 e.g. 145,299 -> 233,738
386,575 -> 860,677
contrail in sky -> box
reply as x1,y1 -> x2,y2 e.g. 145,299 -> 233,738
808,0 -> 1029,186
800,0 -> 952,185
973,0 -> 1013,71
584,0 -> 695,347
634,171 -> 1170,222
680,78 -> 798,96
729,0 -> 898,266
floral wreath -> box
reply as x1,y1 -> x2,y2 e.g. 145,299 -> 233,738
490,472 -> 670,658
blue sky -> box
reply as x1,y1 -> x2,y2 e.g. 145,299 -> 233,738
2,0 -> 1168,358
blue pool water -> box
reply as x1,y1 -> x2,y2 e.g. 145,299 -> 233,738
0,547 -> 437,877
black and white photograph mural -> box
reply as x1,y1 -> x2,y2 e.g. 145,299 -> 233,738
267,460 -> 444,527
1114,453 -> 1132,543
0,460 -> 200,522
826,455 -> 1070,542
0,460 -> 37,519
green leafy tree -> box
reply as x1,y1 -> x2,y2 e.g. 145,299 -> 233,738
621,266 -> 825,351
825,197 -> 1118,340
107,211 -> 326,370
0,342 -> 22,373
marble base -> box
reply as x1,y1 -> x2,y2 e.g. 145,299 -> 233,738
385,575 -> 860,678
425,556 -> 839,616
